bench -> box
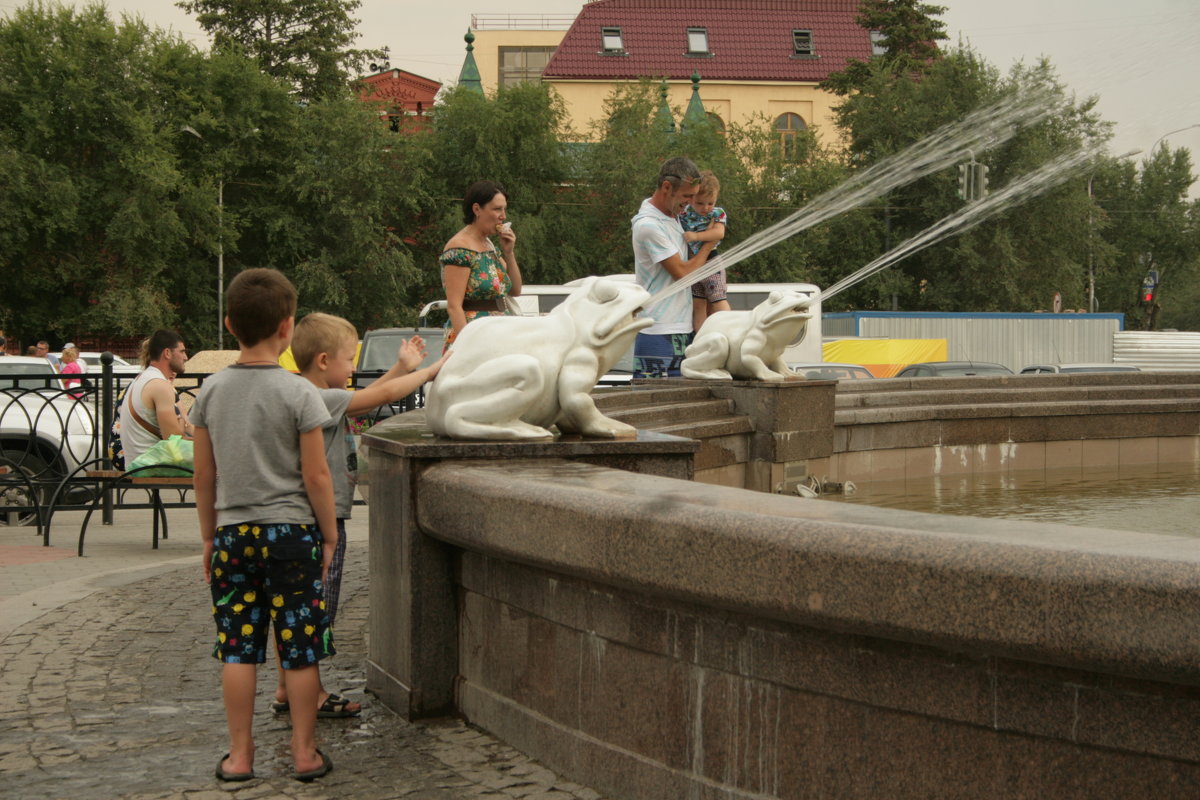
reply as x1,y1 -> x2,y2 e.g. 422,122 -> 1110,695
46,467 -> 195,556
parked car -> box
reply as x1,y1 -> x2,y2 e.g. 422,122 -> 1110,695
1019,363 -> 1141,374
356,327 -> 447,415
80,352 -> 140,375
1,357 -> 97,524
788,362 -> 875,381
895,361 -> 1014,377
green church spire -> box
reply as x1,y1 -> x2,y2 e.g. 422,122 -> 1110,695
458,29 -> 483,94
655,80 -> 675,134
682,71 -> 707,131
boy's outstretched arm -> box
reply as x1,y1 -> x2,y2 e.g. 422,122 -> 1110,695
375,336 -> 427,384
300,426 -> 338,579
345,353 -> 449,416
194,426 -> 218,583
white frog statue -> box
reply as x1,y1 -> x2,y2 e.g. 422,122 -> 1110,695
680,289 -> 813,381
426,277 -> 653,440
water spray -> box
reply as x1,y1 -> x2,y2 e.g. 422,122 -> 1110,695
647,92 -> 1061,307
818,147 -> 1103,302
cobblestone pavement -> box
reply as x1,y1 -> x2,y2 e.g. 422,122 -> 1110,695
0,516 -> 607,800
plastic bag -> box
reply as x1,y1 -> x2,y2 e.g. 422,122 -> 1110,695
127,434 -> 194,477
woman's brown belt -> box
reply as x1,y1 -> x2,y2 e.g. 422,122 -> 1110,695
461,298 -> 506,312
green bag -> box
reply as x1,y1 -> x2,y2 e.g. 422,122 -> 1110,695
127,434 -> 194,477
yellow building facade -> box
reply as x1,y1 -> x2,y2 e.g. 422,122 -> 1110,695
468,1 -> 869,147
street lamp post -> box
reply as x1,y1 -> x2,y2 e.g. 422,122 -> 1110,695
1152,124 -> 1200,154
180,125 -> 224,349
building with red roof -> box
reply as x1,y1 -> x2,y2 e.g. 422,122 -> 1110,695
359,68 -> 441,131
469,0 -> 874,148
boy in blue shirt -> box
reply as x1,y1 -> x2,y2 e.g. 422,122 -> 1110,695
679,170 -> 730,333
191,268 -> 337,782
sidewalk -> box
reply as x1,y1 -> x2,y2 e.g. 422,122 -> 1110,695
0,508 -> 606,799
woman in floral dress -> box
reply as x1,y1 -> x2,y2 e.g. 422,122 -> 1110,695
440,180 -> 523,352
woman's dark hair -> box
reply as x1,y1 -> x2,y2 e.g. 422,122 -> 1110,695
462,180 -> 507,225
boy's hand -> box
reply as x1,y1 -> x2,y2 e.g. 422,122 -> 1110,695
683,231 -> 697,243
322,541 -> 335,584
397,336 -> 427,372
202,539 -> 214,584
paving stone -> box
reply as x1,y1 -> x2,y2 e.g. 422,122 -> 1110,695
0,517 -> 609,800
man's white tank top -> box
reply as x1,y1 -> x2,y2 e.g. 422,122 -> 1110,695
119,366 -> 167,464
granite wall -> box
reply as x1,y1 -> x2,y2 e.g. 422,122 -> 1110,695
364,411 -> 1200,799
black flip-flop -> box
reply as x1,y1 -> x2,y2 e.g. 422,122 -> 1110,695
317,692 -> 361,718
294,748 -> 333,782
270,700 -> 289,713
215,753 -> 255,782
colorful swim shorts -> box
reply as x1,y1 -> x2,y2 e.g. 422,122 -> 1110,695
209,522 -> 334,669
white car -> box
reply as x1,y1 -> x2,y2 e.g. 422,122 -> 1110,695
1,357 -> 97,524
1020,363 -> 1141,374
51,351 -> 140,375
788,362 -> 876,381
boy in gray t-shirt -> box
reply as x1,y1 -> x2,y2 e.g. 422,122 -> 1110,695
191,268 -> 338,783
269,312 -> 446,717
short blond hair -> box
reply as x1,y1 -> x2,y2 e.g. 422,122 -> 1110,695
695,170 -> 720,199
292,312 -> 358,372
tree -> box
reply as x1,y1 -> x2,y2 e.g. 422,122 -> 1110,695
821,0 -> 949,97
807,43 -> 1117,313
0,2 -> 423,349
409,82 -> 575,297
176,0 -> 385,102
1094,147 -> 1200,328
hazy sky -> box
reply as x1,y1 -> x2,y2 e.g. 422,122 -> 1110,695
7,0 -> 1200,163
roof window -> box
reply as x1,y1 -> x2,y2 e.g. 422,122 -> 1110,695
687,28 -> 709,55
601,27 -> 625,54
870,30 -> 887,56
792,29 -> 814,57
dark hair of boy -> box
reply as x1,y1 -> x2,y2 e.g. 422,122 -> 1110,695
225,268 -> 298,347
292,313 -> 358,373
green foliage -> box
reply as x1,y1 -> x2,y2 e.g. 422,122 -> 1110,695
409,82 -> 575,291
0,2 -> 422,349
176,0 -> 384,102
1095,147 -> 1200,329
822,0 -> 949,96
3,0 -> 1198,349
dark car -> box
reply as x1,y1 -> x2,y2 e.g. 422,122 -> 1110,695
355,327 -> 447,416
895,361 -> 1014,378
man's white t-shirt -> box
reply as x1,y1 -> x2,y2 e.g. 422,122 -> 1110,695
631,198 -> 691,335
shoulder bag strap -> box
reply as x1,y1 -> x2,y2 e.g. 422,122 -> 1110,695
124,376 -> 162,437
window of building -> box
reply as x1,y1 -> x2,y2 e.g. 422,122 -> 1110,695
499,46 -> 556,87
707,113 -> 726,134
774,113 -> 807,158
601,27 -> 625,53
792,30 -> 814,57
870,30 -> 887,56
687,28 -> 709,55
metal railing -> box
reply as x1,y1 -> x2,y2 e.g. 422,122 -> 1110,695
1,357 -> 414,533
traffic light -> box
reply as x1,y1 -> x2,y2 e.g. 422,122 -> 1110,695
1141,270 -> 1159,304
958,163 -> 969,200
975,163 -> 989,199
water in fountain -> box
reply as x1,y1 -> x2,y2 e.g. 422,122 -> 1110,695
646,92 -> 1060,308
818,147 -> 1105,302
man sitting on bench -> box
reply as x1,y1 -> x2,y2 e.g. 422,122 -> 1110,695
118,330 -> 192,467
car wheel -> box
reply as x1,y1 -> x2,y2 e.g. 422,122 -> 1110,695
0,449 -> 54,527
